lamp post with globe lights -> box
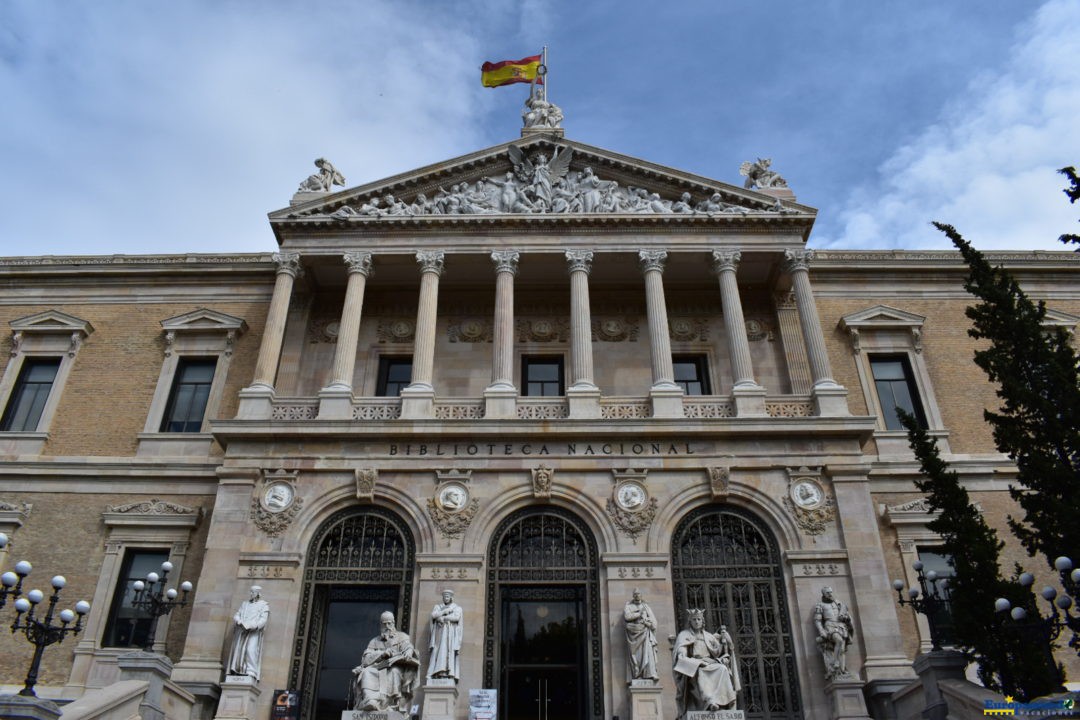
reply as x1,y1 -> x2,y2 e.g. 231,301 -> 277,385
130,560 -> 193,651
10,575 -> 90,697
892,559 -> 952,651
0,532 -> 33,609
993,556 -> 1078,660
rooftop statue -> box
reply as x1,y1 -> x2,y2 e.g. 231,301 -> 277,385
522,85 -> 563,130
297,157 -> 345,193
739,157 -> 789,190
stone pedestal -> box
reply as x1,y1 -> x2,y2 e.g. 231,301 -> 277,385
913,650 -> 967,720
649,385 -> 685,418
823,676 -> 872,720
318,386 -> 354,420
483,386 -> 517,419
0,695 -> 61,720
629,680 -> 663,720
732,385 -> 768,417
811,384 -> 849,417
421,680 -> 458,720
116,651 -> 176,720
567,385 -> 602,419
400,386 -> 435,419
341,710 -> 408,720
236,386 -> 274,420
686,710 -> 745,720
214,675 -> 261,720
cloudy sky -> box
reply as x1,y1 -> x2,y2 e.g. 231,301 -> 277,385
1,0 -> 1077,256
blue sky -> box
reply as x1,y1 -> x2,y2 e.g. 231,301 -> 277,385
1,0 -> 1077,256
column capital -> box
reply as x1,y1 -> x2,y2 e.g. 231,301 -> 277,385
343,251 -> 373,276
782,248 -> 815,273
416,250 -> 445,276
490,250 -> 520,275
638,249 -> 668,274
565,250 -> 594,274
711,250 -> 742,274
272,252 -> 302,277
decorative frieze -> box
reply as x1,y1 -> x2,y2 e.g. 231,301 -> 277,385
448,318 -> 492,343
669,317 -> 708,342
515,317 -> 570,343
307,317 -> 341,344
591,317 -> 638,342
744,318 -> 775,342
377,318 -> 416,344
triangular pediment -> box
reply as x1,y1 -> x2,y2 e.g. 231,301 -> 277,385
269,136 -> 816,236
839,305 -> 926,330
10,309 -> 94,336
1042,308 -> 1080,329
161,308 -> 248,334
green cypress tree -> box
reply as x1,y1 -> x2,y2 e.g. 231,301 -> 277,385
1060,166 -> 1079,246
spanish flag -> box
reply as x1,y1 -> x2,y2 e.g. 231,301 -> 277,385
481,55 -> 543,88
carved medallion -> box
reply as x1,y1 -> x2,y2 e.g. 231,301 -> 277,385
377,318 -> 416,343
669,317 -> 708,342
744,318 -> 775,342
708,467 -> 730,501
307,317 -> 340,344
251,470 -> 303,537
355,468 -> 378,502
516,318 -> 569,343
428,470 -> 477,539
608,469 -> 656,540
592,317 -> 638,342
782,467 -> 836,537
449,318 -> 492,343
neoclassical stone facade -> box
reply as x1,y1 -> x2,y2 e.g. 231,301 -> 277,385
0,134 -> 1077,720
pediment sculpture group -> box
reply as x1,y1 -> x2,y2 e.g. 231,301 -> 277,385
298,151 -> 796,220
223,584 -> 853,718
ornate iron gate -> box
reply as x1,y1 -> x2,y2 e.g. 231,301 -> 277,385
671,505 -> 802,720
290,506 -> 415,720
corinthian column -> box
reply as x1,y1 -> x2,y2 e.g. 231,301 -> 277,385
639,250 -> 684,418
237,252 -> 301,419
712,250 -> 766,416
400,250 -> 444,419
565,250 -> 601,419
782,249 -> 848,416
318,252 -> 373,419
485,250 -> 519,419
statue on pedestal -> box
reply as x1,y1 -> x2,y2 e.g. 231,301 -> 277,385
427,589 -> 463,682
351,611 -> 420,713
813,586 -> 854,680
297,158 -> 345,193
623,589 -> 659,682
672,609 -> 740,718
226,586 -> 270,682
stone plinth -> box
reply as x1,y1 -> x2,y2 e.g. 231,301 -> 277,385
648,385 -> 684,418
824,676 -> 872,720
422,681 -> 458,720
0,695 -> 61,720
913,650 -> 968,720
341,710 -> 408,720
628,680 -> 663,720
686,710 -> 745,720
214,675 -> 261,720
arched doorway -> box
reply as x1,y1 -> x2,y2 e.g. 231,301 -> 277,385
290,506 -> 415,720
671,505 -> 802,720
484,507 -> 602,720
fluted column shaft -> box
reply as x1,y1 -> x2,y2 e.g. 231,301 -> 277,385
251,252 -> 301,389
490,251 -> 519,388
409,251 -> 445,389
783,249 -> 836,387
565,250 -> 596,388
326,253 -> 373,390
712,251 -> 758,388
639,250 -> 676,388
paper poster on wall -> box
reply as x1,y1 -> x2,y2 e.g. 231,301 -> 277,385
469,689 -> 497,720
270,689 -> 300,720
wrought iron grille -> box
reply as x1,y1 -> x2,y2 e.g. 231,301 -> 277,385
671,505 -> 802,720
484,507 -> 603,719
290,506 -> 415,720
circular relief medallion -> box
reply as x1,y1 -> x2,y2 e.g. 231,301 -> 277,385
324,320 -> 341,340
600,319 -> 625,339
263,482 -> 295,512
437,484 -> 469,513
391,319 -> 414,339
790,479 -> 824,509
531,319 -> 554,340
460,319 -> 485,340
616,481 -> 648,511
670,318 -> 694,340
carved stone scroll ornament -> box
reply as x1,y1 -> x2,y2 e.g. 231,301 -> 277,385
708,467 -> 730,501
251,470 -> 303,538
107,499 -> 197,516
355,468 -> 378,502
531,465 -> 554,499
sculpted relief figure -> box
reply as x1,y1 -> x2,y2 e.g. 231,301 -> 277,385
352,612 -> 420,713
297,157 -> 345,193
623,589 -> 659,682
427,589 -> 463,682
813,586 -> 855,681
673,609 -> 741,718
739,157 -> 789,190
227,586 -> 270,681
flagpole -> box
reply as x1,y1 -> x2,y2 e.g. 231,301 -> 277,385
542,45 -> 548,101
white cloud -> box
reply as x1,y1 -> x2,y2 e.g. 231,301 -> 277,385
820,0 -> 1080,251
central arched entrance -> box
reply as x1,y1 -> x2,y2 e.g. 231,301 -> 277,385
484,506 -> 602,720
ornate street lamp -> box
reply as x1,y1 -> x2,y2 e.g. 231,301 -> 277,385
993,556 -> 1078,644
130,560 -> 193,651
0,532 -> 32,608
892,559 -> 951,651
10,575 -> 90,697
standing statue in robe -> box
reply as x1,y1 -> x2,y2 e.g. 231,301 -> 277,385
673,609 -> 740,718
623,589 -> 659,682
352,612 -> 420,713
227,586 -> 270,681
427,589 -> 463,682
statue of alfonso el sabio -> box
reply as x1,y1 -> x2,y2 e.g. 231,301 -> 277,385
673,608 -> 743,719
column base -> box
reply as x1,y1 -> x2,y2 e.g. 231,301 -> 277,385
317,385 -> 354,420
236,385 -> 275,420
824,676 -> 872,720
732,384 -> 768,417
629,680 -> 664,720
214,675 -> 262,720
421,681 -> 458,720
567,384 -> 602,419
649,384 -> 684,418
400,385 -> 436,419
483,385 -> 518,419
811,383 -> 849,417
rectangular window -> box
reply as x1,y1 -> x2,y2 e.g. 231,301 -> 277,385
0,357 -> 61,431
870,355 -> 926,430
522,356 -> 565,397
377,356 -> 413,397
102,549 -> 170,648
160,358 -> 217,432
673,355 -> 711,395
916,547 -> 955,646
